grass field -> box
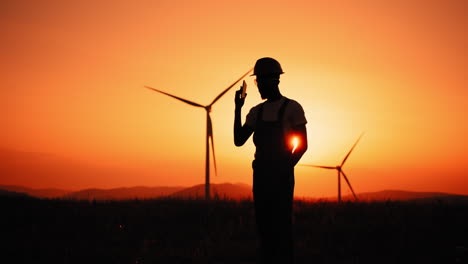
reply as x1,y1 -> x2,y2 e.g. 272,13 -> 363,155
3,196 -> 468,263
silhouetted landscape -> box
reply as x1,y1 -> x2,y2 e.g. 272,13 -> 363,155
2,184 -> 468,202
2,186 -> 468,263
0,183 -> 252,200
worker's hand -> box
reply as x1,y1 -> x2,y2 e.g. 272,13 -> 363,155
235,88 -> 246,109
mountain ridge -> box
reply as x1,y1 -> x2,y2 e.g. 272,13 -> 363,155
63,186 -> 186,200
1,184 -> 467,201
0,185 -> 71,198
169,183 -> 252,200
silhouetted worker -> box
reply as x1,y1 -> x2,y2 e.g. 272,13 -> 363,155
234,57 -> 308,263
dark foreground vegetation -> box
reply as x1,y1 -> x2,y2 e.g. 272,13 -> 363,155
3,196 -> 468,264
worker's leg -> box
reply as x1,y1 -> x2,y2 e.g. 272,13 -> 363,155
253,189 -> 275,264
253,161 -> 277,264
274,181 -> 294,263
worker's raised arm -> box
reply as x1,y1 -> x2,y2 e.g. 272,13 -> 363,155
234,89 -> 254,146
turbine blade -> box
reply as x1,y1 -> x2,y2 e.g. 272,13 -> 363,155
299,164 -> 336,170
209,68 -> 253,106
144,86 -> 205,108
341,132 -> 365,167
341,171 -> 358,201
207,114 -> 217,177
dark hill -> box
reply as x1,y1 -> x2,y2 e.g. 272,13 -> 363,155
169,183 -> 252,200
0,185 -> 71,198
0,189 -> 32,198
341,190 -> 467,202
63,186 -> 185,200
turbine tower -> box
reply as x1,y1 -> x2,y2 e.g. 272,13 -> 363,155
301,133 -> 364,202
144,69 -> 252,200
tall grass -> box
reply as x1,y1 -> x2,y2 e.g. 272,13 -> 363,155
2,196 -> 467,263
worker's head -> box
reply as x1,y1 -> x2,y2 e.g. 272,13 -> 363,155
252,57 -> 284,99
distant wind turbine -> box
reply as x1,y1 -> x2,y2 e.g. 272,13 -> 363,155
144,69 -> 253,200
300,133 -> 364,202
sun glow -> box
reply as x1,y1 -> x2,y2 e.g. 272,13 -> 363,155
291,136 -> 299,154
2,1 -> 467,197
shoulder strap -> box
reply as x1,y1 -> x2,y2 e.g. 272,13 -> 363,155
277,98 -> 290,121
256,102 -> 265,126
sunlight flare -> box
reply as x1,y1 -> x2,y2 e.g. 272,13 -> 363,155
291,136 -> 299,154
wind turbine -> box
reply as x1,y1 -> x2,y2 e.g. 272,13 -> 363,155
144,69 -> 252,200
300,133 -> 364,202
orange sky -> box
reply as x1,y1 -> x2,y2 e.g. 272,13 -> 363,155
1,0 -> 467,197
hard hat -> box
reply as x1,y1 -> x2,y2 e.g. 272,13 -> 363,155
251,57 -> 284,76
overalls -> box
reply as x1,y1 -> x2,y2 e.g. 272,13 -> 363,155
252,98 -> 295,263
